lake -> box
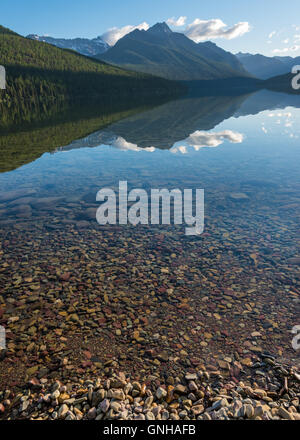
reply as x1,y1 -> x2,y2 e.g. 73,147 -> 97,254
0,88 -> 299,389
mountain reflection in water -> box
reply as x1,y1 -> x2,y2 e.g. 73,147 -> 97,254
58,89 -> 300,154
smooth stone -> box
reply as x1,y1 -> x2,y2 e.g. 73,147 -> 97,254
58,404 -> 69,419
156,387 -> 167,399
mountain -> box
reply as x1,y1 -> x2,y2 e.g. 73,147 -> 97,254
275,55 -> 300,64
27,34 -> 110,57
197,41 -> 246,73
0,25 -> 183,127
236,52 -> 300,79
98,22 -> 250,81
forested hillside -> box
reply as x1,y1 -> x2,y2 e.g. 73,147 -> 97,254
0,25 -> 182,126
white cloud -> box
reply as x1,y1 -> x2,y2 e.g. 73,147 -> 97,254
171,145 -> 188,154
171,130 -> 244,153
187,130 -> 244,149
112,136 -> 155,152
100,17 -> 250,46
294,34 -> 300,43
272,45 -> 300,53
269,25 -> 300,53
269,31 -> 276,39
184,19 -> 250,42
101,22 -> 149,46
167,16 -> 187,27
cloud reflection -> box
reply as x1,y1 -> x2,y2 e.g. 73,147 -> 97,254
111,136 -> 155,152
171,130 -> 244,154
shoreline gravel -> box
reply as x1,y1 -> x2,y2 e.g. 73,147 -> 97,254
1,353 -> 299,421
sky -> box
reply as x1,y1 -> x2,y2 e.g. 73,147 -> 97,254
1,0 -> 300,56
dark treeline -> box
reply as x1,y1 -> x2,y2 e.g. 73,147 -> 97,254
0,25 -> 183,127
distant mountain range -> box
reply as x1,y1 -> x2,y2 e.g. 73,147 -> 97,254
27,34 -> 110,57
236,52 -> 300,79
26,24 -> 249,81
25,23 -> 300,85
98,22 -> 250,81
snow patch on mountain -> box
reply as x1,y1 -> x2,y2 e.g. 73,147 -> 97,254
27,34 -> 110,56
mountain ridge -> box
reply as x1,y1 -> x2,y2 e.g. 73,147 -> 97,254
27,34 -> 110,57
236,52 -> 300,79
98,22 -> 250,81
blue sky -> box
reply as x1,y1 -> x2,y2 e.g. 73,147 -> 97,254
1,0 -> 300,56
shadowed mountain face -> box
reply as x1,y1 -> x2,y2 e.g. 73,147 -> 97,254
98,22 -> 250,81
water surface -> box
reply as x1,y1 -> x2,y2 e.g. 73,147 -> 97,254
0,89 -> 299,387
